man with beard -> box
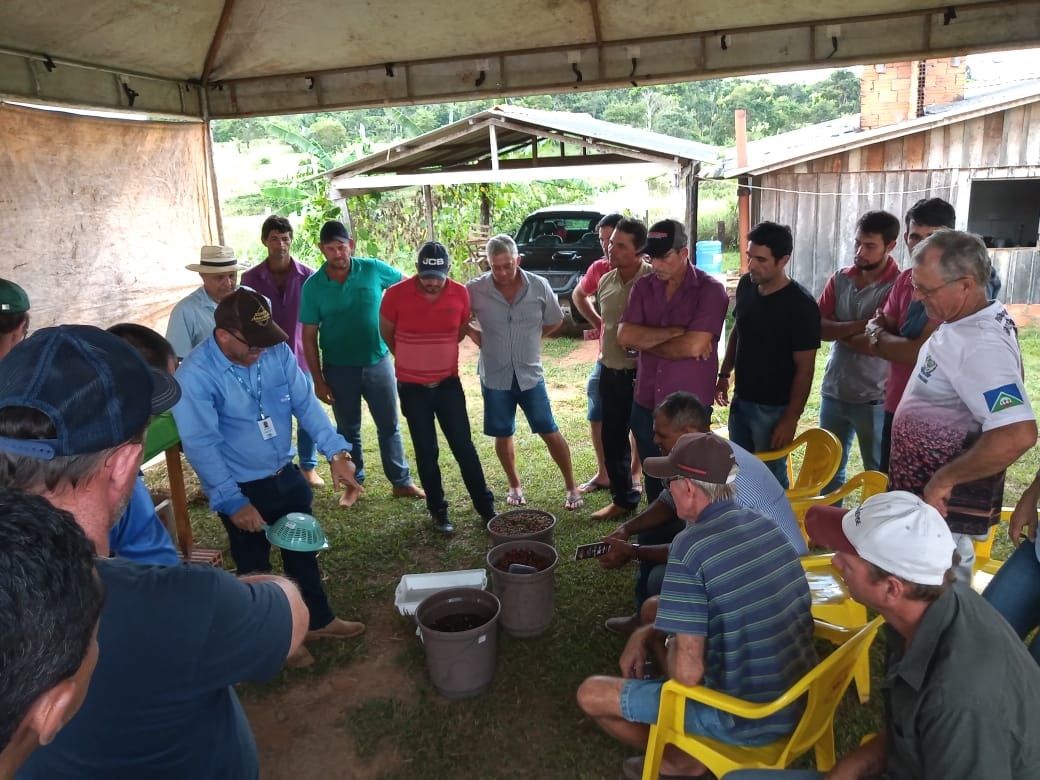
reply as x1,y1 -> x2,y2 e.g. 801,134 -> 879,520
716,221 -> 821,488
816,210 -> 901,491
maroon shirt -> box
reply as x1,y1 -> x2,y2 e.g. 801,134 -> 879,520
241,258 -> 314,371
621,263 -> 729,409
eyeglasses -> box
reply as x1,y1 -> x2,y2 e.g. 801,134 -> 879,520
226,330 -> 265,354
909,276 -> 966,298
662,475 -> 688,487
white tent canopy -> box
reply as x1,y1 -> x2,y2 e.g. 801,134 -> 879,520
3,1 -> 1040,118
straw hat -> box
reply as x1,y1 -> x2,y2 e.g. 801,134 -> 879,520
185,245 -> 248,273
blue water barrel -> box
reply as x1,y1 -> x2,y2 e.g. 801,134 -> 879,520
695,240 -> 723,273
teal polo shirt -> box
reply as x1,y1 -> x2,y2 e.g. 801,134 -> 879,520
299,258 -> 403,367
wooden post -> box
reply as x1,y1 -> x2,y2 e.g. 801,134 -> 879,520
423,185 -> 436,240
684,162 -> 700,255
735,109 -> 750,273
479,186 -> 492,228
716,220 -> 726,245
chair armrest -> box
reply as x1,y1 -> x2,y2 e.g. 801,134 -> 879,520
660,678 -> 802,720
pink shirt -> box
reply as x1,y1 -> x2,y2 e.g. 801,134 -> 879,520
578,257 -> 611,296
881,269 -> 940,413
380,278 -> 470,384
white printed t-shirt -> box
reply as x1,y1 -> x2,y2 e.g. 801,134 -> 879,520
889,301 -> 1034,535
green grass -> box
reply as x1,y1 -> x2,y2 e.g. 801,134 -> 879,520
153,328 -> 1040,778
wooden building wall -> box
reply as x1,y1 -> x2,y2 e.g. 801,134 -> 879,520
752,101 -> 1040,302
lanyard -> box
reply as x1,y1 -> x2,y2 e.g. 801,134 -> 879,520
230,362 -> 265,419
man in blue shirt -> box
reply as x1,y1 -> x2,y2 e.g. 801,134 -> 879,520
0,324 -> 309,779
166,245 -> 247,359
578,433 -> 815,780
600,391 -> 805,634
174,288 -> 365,668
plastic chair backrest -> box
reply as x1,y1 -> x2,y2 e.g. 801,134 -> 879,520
642,616 -> 884,779
789,471 -> 889,540
756,428 -> 842,499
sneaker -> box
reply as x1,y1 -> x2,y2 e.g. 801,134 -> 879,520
604,613 -> 642,635
478,506 -> 497,523
432,509 -> 455,534
301,469 -> 324,488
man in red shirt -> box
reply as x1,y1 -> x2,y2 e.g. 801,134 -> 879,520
380,242 -> 496,534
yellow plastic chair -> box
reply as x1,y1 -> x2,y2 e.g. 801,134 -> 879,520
755,428 -> 843,500
801,554 -> 871,703
789,471 -> 889,542
641,616 -> 884,780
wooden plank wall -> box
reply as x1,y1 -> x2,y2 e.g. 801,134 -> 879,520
751,102 -> 1040,302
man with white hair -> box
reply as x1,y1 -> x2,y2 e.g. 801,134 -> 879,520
577,433 -> 815,780
726,492 -> 1040,779
166,245 -> 247,359
887,229 -> 1036,582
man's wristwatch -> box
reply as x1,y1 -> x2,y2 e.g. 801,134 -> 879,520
330,450 -> 352,463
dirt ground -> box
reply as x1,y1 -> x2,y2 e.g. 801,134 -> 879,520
245,608 -> 415,780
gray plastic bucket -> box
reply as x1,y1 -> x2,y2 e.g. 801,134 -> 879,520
486,509 -> 556,546
486,540 -> 558,638
415,587 -> 500,699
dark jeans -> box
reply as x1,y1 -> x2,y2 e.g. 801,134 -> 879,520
218,464 -> 334,630
398,377 -> 495,518
635,516 -> 686,608
880,409 -> 894,473
631,402 -> 664,503
600,366 -> 641,509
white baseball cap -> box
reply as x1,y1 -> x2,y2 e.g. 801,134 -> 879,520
806,491 -> 956,586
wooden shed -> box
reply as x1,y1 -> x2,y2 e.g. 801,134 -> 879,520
709,61 -> 1040,302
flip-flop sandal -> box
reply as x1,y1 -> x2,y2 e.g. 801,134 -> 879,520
564,491 -> 585,511
506,488 -> 527,507
578,478 -> 609,494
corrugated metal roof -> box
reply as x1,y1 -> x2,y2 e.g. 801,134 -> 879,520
709,78 -> 1040,177
325,104 -> 722,193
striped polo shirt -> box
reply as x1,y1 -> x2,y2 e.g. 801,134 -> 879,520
656,499 -> 816,740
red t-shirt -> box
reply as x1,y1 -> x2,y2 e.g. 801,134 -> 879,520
380,277 -> 470,384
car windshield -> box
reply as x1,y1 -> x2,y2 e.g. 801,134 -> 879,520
516,216 -> 601,245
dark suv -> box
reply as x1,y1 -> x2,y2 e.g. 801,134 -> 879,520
514,206 -> 605,325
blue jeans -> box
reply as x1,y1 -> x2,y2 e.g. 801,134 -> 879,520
818,394 -> 884,493
983,540 -> 1040,664
397,377 -> 495,519
323,355 -> 411,487
218,465 -> 334,630
631,402 -> 663,502
728,397 -> 789,489
296,370 -> 318,471
586,360 -> 603,422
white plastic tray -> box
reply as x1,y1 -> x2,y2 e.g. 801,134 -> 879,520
394,568 -> 488,616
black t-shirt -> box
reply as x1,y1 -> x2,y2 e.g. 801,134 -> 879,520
733,273 -> 821,406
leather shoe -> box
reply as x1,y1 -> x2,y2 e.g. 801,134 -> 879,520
604,613 -> 642,635
286,645 -> 315,669
306,618 -> 366,641
432,510 -> 455,534
302,469 -> 325,488
590,502 -> 631,521
392,483 -> 426,499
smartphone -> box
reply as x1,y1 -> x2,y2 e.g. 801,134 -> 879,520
574,541 -> 611,560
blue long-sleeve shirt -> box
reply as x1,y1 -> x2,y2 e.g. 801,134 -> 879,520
172,337 -> 349,516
